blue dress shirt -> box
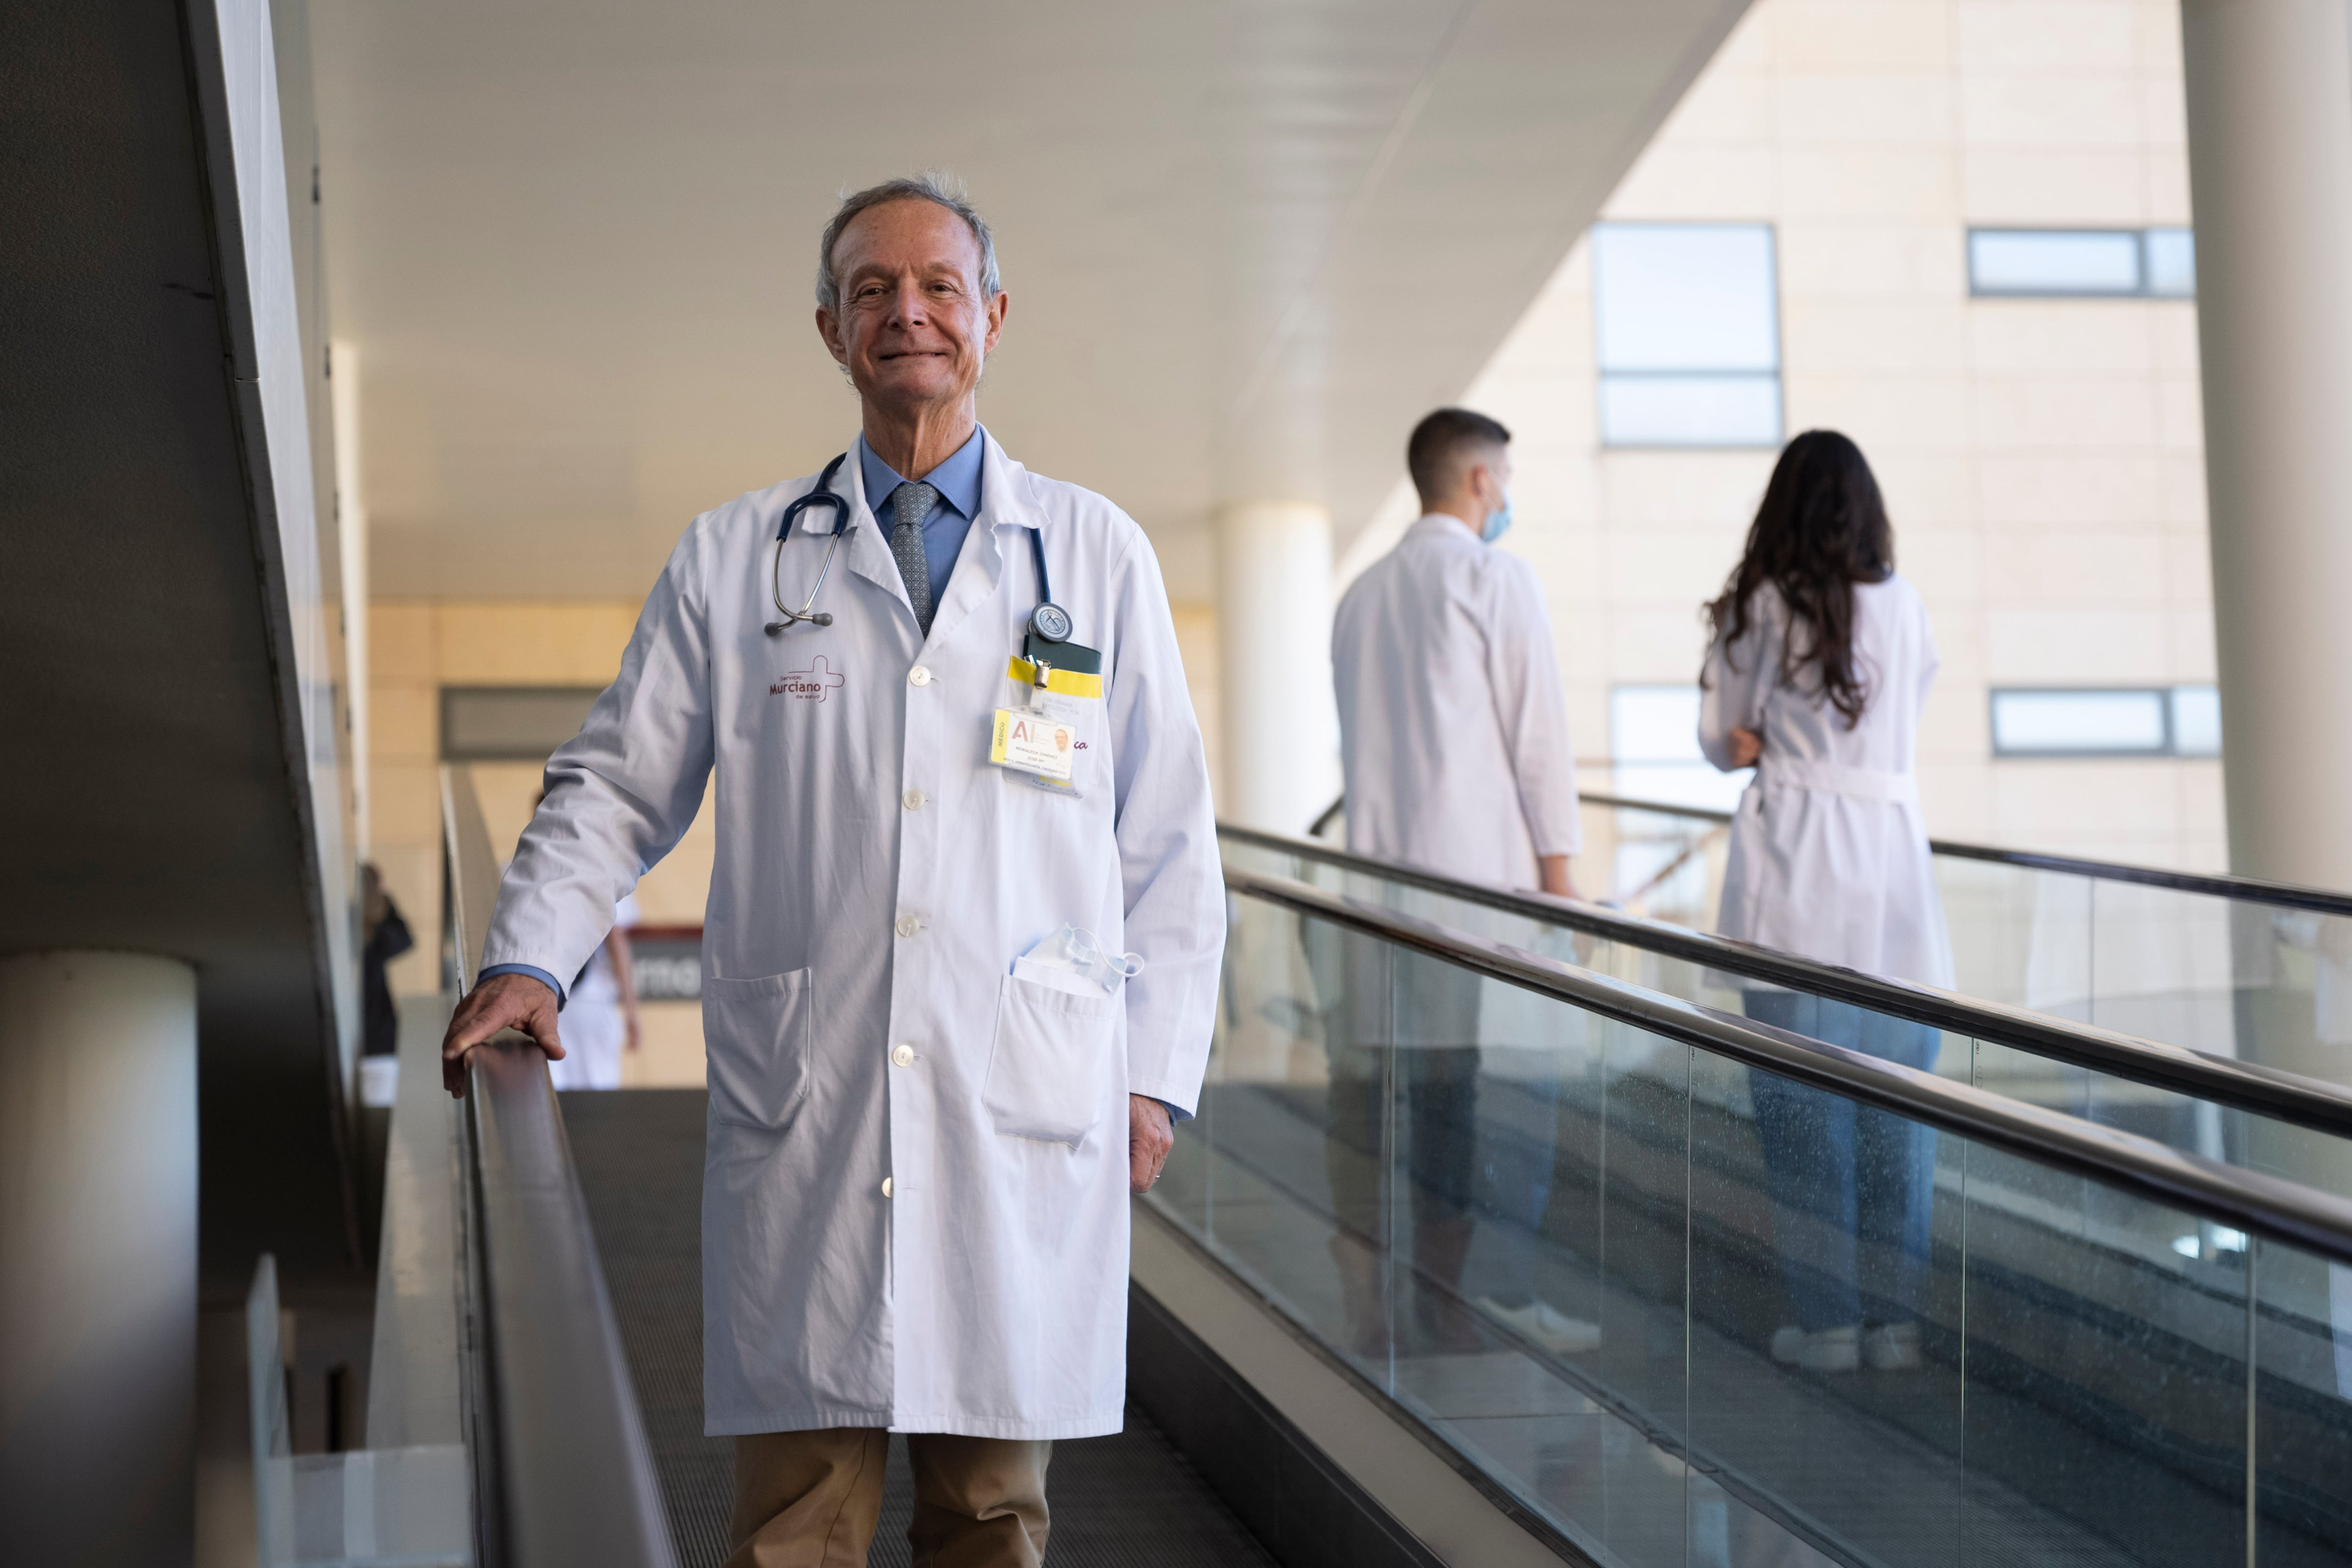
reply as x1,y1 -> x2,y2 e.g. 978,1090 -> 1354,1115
859,425 -> 985,611
479,961 -> 567,1007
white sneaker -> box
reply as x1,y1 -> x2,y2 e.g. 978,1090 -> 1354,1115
1769,1326 -> 1806,1365
1796,1324 -> 1861,1373
1477,1297 -> 1602,1354
1864,1322 -> 1922,1371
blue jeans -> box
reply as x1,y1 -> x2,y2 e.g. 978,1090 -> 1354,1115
1743,992 -> 1940,1332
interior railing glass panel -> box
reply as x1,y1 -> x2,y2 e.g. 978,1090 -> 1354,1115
1566,793 -> 2352,1117
1225,832 -> 2352,1208
1152,874 -> 2352,1568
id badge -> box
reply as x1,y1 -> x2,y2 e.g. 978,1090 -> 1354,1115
990,709 -> 1078,781
994,653 -> 1100,793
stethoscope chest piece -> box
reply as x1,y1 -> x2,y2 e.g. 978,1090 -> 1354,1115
1029,601 -> 1074,644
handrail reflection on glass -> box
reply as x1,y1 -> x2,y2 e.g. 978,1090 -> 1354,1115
1580,788 -> 2352,919
441,766 -> 678,1568
1313,789 -> 2352,917
1221,822 -> 2352,1141
1223,864 -> 2352,1269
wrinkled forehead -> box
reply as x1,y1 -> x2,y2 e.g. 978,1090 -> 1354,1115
833,199 -> 984,286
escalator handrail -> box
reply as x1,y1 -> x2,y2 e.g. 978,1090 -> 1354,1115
1580,788 -> 2352,919
1225,863 -> 2352,1268
442,766 -> 679,1568
1221,821 -> 2352,1141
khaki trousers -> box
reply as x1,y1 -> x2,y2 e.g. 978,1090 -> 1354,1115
723,1428 -> 1052,1568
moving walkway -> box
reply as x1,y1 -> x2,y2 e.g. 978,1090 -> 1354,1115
322,769 -> 2352,1568
1199,833 -> 2352,1568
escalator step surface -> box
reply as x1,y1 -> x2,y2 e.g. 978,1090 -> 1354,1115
564,1089 -> 1278,1568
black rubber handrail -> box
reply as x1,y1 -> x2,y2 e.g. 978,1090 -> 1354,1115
1224,864 -> 2352,1268
1312,790 -> 2352,917
1220,821 -> 2352,1141
443,767 -> 679,1568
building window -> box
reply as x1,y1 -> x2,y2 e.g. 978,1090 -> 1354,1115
1989,686 -> 2221,758
439,686 -> 604,761
1592,223 -> 1782,448
2143,228 -> 2196,297
1967,227 -> 2196,299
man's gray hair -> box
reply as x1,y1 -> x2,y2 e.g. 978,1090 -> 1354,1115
816,173 -> 1001,310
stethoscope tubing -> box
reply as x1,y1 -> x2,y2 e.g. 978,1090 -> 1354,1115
764,449 -> 1069,644
768,453 -> 851,633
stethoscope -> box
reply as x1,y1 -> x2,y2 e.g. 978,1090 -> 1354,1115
765,451 -> 1075,647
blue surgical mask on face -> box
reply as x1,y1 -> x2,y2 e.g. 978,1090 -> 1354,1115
1480,493 -> 1514,543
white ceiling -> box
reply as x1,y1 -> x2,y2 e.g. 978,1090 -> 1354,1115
311,0 -> 1747,600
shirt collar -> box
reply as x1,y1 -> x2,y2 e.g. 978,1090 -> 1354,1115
857,425 -> 987,523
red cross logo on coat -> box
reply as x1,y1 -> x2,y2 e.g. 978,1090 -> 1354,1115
771,655 -> 846,701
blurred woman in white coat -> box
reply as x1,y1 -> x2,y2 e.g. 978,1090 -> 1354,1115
1698,429 -> 1951,1376
548,893 -> 640,1091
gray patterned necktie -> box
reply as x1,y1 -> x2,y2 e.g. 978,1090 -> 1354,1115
889,482 -> 939,635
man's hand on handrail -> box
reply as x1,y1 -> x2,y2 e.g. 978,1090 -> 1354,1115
442,971 -> 564,1096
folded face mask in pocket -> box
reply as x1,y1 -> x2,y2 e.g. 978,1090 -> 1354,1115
1009,923 -> 1142,998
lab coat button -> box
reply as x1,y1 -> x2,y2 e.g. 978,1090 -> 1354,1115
908,665 -> 932,687
895,914 -> 921,938
902,788 -> 926,811
891,1043 -> 915,1067
881,1177 -> 894,1198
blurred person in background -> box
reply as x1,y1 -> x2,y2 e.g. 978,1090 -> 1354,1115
551,892 -> 641,1091
360,863 -> 413,1059
1699,428 -> 1951,1375
1327,408 -> 1593,1359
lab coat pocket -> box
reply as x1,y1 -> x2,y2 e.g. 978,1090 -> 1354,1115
983,974 -> 1119,1148
702,968 -> 814,1130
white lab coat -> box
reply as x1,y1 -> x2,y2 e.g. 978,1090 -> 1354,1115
1698,574 -> 1952,988
480,429 -> 1224,1440
1332,515 -> 1581,890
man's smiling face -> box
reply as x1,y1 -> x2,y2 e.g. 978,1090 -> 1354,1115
818,199 -> 1006,418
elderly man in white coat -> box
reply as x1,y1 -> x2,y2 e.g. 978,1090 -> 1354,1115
1326,408 -> 1592,1360
440,174 -> 1224,1568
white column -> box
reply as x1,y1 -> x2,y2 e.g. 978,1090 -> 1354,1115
0,952 -> 199,1563
2179,0 -> 2352,889
1215,501 -> 1341,834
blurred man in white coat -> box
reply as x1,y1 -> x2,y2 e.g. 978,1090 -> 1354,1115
1327,407 -> 1590,1358
440,175 -> 1223,1568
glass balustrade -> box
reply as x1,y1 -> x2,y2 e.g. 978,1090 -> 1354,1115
1153,882 -> 2352,1567
1248,824 -> 2352,1204
1561,795 -> 2352,1124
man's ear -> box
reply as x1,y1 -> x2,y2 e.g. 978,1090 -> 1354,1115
815,305 -> 849,366
981,288 -> 1009,356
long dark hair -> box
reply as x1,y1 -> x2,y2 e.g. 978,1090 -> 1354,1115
1704,429 -> 1894,729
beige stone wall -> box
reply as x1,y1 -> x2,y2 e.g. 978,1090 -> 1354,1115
1447,0 -> 2222,869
